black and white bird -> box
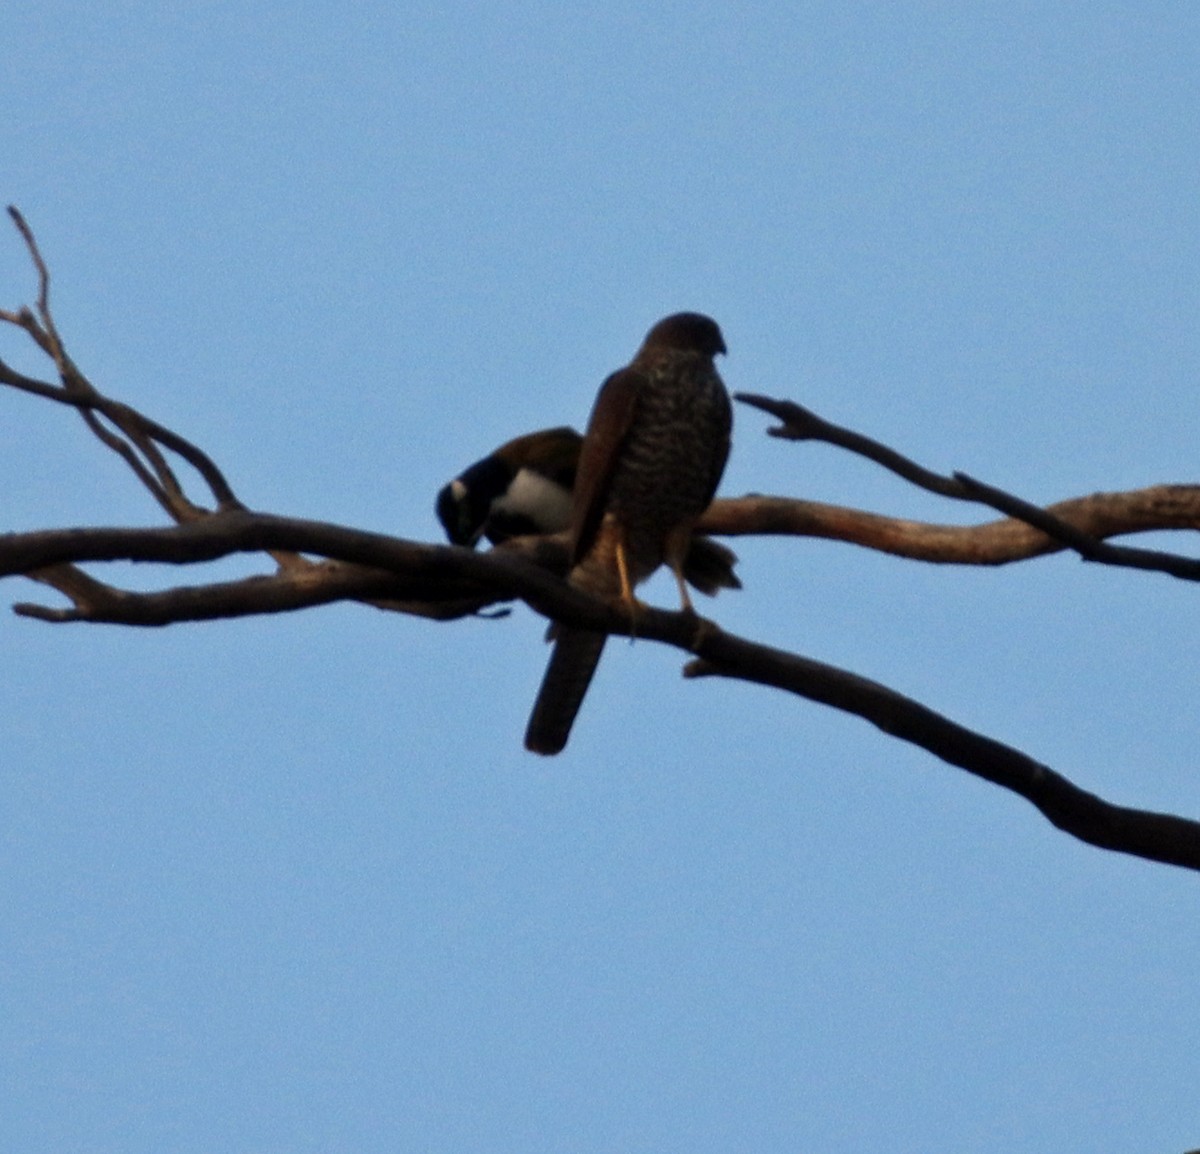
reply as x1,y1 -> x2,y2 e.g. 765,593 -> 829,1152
436,426 -> 583,548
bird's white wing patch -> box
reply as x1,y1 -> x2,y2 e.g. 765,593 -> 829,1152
495,467 -> 573,532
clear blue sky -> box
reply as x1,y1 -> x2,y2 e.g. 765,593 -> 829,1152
3,4 -> 1199,1152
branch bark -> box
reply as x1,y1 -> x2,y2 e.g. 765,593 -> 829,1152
700,485 -> 1200,566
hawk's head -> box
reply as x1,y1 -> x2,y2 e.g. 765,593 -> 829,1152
641,312 -> 727,359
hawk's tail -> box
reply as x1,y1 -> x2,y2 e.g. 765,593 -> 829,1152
524,628 -> 607,755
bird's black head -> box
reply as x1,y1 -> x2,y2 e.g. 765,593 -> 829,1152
642,312 -> 727,358
435,454 -> 513,546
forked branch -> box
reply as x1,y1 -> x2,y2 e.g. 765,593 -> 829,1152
735,392 -> 1200,579
0,205 -> 241,519
3,207 -> 1199,875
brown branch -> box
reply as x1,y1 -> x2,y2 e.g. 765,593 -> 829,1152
7,523 -> 570,624
7,518 -> 571,624
17,559 -> 491,624
676,622 -> 1200,873
951,472 -> 1200,580
736,392 -> 1200,579
0,512 -> 1196,872
0,514 -> 561,621
2,207 -> 242,518
4,210 -> 1200,875
699,485 -> 1200,565
0,354 -> 240,519
3,205 -> 68,370
735,391 -> 967,497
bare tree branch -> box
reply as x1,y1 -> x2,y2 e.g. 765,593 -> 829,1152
735,391 -> 969,497
2,511 -> 1197,871
4,207 -> 1199,876
679,624 -> 1200,873
700,486 -> 1200,564
2,518 -> 519,623
2,206 -> 241,518
950,471 -> 1200,580
736,392 -> 1200,579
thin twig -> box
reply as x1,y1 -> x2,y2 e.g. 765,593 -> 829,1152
2,209 -> 242,515
735,392 -> 965,496
6,205 -> 75,387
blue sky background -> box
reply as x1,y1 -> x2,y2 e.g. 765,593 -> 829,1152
3,4 -> 1200,1152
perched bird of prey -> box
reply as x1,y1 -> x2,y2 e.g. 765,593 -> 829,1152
435,425 -> 739,596
524,312 -> 733,756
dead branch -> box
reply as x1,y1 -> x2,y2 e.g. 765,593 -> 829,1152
4,207 -> 1200,876
5,511 -> 1197,871
699,486 -> 1200,565
1,516 -> 523,623
1,205 -> 241,519
735,392 -> 1200,578
678,622 -> 1200,873
950,471 -> 1200,579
